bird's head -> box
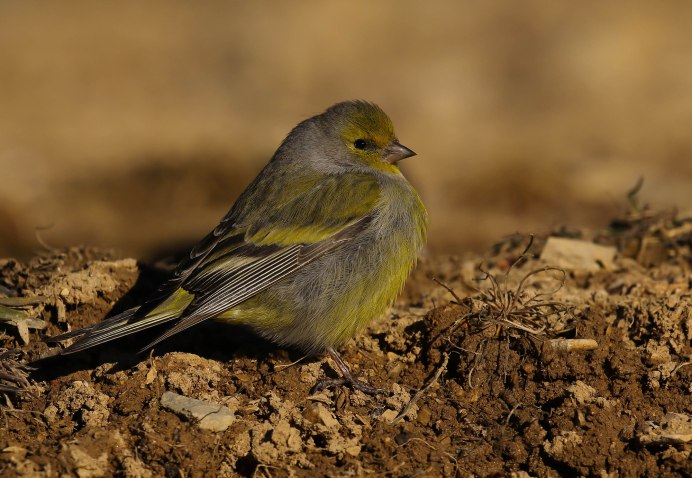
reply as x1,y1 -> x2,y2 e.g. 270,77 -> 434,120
327,100 -> 416,174
276,101 -> 416,175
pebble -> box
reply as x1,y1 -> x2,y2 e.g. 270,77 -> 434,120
160,391 -> 236,432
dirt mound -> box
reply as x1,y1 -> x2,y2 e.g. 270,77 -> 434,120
0,211 -> 690,477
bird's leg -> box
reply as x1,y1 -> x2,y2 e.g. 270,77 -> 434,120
312,347 -> 388,396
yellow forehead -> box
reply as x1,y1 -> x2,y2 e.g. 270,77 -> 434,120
336,102 -> 396,146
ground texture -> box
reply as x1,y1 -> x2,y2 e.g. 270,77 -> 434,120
0,209 -> 690,477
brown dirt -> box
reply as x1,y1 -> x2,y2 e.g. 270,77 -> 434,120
0,210 -> 690,477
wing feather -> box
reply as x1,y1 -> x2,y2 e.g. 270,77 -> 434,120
142,214 -> 372,349
55,170 -> 380,354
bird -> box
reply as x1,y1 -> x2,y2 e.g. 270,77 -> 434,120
48,100 -> 428,393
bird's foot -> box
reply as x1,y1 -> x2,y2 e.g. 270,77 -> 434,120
312,347 -> 389,396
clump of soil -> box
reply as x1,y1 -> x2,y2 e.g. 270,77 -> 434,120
0,210 -> 690,477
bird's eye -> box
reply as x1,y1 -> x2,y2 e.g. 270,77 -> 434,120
354,139 -> 367,150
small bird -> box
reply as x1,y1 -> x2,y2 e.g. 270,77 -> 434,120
49,100 -> 428,393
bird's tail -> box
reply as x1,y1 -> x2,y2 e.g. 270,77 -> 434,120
46,289 -> 194,354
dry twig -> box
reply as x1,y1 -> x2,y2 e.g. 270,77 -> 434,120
394,353 -> 449,423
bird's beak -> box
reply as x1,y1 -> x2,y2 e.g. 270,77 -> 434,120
383,141 -> 416,164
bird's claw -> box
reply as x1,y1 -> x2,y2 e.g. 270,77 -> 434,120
312,376 -> 388,396
313,347 -> 390,396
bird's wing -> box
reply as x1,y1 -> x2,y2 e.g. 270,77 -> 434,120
57,171 -> 381,354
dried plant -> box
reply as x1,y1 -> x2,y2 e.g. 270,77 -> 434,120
437,236 -> 570,342
434,236 -> 574,387
0,345 -> 31,395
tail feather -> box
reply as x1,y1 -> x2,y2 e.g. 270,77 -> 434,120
46,307 -> 140,344
46,305 -> 180,355
48,287 -> 196,354
45,327 -> 93,343
61,309 -> 182,354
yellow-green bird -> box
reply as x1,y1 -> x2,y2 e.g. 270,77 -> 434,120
50,100 -> 428,392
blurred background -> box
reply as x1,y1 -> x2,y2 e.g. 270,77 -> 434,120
1,1 -> 691,260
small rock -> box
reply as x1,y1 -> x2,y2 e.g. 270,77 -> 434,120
111,431 -> 152,478
417,405 -> 432,426
44,380 -> 111,427
636,236 -> 668,266
160,391 -> 236,432
543,431 -> 582,460
69,446 -> 108,478
379,409 -> 399,422
270,420 -> 303,453
143,364 -> 157,386
548,338 -> 598,353
639,413 -> 692,445
540,237 -> 616,271
345,444 -> 362,457
314,403 -> 339,428
643,342 -> 671,366
298,362 -> 322,384
567,380 -> 596,405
